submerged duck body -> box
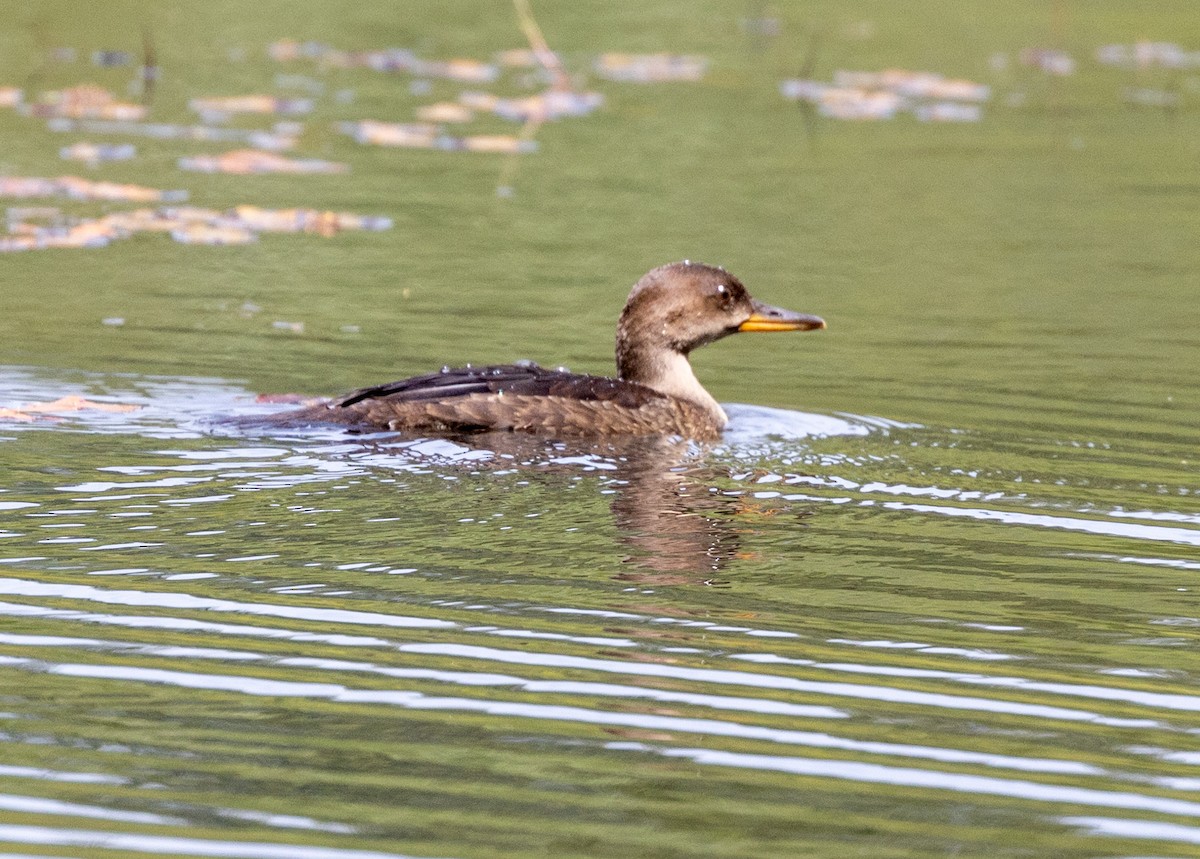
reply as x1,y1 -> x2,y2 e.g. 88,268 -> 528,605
267,261 -> 825,440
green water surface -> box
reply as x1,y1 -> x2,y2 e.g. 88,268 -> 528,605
1,2 -> 1199,858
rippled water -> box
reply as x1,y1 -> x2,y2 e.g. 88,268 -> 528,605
4,1 -> 1200,856
1,364 -> 1198,858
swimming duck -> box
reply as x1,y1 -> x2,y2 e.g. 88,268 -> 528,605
264,261 -> 825,440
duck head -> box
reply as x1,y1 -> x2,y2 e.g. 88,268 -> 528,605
615,261 -> 825,419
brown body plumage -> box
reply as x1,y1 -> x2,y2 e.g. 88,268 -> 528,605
261,261 -> 825,440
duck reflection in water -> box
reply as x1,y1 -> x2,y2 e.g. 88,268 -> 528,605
492,432 -> 757,582
604,436 -> 748,582
290,430 -> 778,583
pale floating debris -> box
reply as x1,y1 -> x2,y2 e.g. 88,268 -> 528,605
1019,48 -> 1075,76
190,94 -> 313,123
781,68 -> 989,121
494,48 -> 541,68
340,324 -> 361,334
172,221 -> 256,244
779,79 -> 830,102
0,86 -> 22,108
178,149 -> 347,175
60,141 -> 137,167
101,317 -> 125,326
337,120 -> 537,154
594,52 -> 708,82
21,84 -> 146,120
832,70 -> 990,101
416,101 -> 475,123
46,117 -> 299,151
92,50 -> 133,68
2,202 -> 391,253
267,39 -> 499,82
105,206 -> 221,233
0,174 -> 186,203
914,102 -> 983,122
1096,42 -> 1200,69
781,80 -> 903,119
411,57 -> 498,83
0,395 -> 139,422
39,395 -> 139,413
338,120 -> 440,148
0,221 -> 114,251
456,135 -> 537,153
459,89 -> 603,121
230,204 -> 392,233
822,88 -> 903,120
272,320 -> 305,333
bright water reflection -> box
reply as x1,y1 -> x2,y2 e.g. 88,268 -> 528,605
0,367 -> 1198,857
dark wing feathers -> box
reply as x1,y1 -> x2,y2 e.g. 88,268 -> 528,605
336,364 -> 551,407
337,363 -> 665,410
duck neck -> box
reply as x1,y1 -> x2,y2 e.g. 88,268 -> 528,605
617,343 -> 728,428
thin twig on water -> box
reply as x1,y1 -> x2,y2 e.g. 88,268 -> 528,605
498,0 -> 565,196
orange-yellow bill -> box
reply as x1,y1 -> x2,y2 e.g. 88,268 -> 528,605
738,300 -> 826,333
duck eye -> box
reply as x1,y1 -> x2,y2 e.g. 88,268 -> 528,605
713,283 -> 732,305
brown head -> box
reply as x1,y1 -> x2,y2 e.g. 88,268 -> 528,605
615,262 -> 825,409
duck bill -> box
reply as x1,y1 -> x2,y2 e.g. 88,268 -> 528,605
738,300 -> 826,333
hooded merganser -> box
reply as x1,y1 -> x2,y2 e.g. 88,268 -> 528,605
264,261 -> 825,440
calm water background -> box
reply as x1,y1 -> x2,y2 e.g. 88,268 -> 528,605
1,1 -> 1199,857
